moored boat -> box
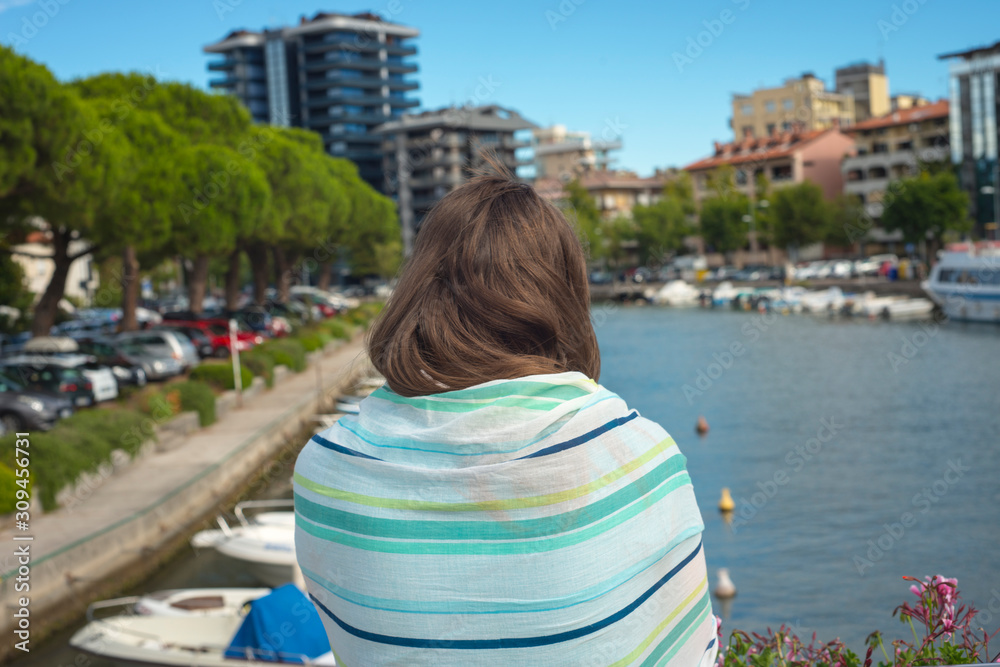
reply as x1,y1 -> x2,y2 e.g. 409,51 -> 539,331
922,242 -> 1000,323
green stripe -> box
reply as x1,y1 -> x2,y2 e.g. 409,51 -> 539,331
609,577 -> 708,667
374,379 -> 593,402
293,438 -> 677,513
641,593 -> 713,667
371,391 -> 574,413
294,455 -> 687,541
295,473 -> 693,555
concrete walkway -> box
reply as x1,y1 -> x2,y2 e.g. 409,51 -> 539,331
0,335 -> 367,652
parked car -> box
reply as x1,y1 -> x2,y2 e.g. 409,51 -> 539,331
0,372 -> 74,435
21,336 -> 146,388
153,325 -> 216,359
159,318 -> 260,358
115,330 -> 200,371
0,362 -> 96,407
76,338 -> 183,383
3,343 -> 119,403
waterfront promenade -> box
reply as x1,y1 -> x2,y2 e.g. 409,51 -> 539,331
0,335 -> 367,657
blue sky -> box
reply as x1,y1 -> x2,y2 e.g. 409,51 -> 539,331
3,0 -> 995,174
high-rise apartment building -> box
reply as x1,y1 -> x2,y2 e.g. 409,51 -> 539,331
530,125 -> 621,181
835,61 -> 890,123
204,12 -> 420,191
375,105 -> 536,255
939,41 -> 1000,236
731,73 -> 856,140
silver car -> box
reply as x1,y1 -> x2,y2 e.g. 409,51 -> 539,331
115,331 -> 200,371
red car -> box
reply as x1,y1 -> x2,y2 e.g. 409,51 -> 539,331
160,319 -> 263,358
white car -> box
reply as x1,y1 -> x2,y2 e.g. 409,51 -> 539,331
1,353 -> 119,403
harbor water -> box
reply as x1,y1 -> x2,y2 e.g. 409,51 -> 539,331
15,305 -> 1000,664
596,305 -> 1000,649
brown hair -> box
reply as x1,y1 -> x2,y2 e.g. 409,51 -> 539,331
367,161 -> 600,397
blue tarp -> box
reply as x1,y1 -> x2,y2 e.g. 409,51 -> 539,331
224,584 -> 331,664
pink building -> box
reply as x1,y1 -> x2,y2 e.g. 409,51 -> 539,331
684,127 -> 856,202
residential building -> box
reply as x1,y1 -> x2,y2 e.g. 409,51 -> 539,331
13,231 -> 98,305
534,171 -> 666,220
939,41 -> 1000,237
204,12 -> 420,191
842,99 -> 950,233
530,125 -> 621,182
835,61 -> 890,123
731,73 -> 856,139
891,93 -> 931,111
374,105 -> 536,255
685,127 -> 856,203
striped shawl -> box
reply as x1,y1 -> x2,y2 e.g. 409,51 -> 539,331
293,371 -> 718,666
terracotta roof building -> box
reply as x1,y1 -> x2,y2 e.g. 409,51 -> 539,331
684,127 -> 856,203
842,99 -> 950,228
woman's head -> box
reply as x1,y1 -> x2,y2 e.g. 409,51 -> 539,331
367,161 -> 600,397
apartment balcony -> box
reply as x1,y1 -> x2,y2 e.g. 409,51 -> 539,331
305,112 -> 392,127
386,79 -> 419,91
306,54 -> 385,70
385,62 -> 419,74
844,177 -> 889,196
303,76 -> 389,91
208,59 -> 236,71
322,130 -> 382,144
406,173 -> 464,189
302,36 -> 379,54
387,97 -> 420,109
304,93 -> 389,108
209,77 -> 238,89
341,148 -> 386,162
412,194 -> 444,210
384,43 -> 418,57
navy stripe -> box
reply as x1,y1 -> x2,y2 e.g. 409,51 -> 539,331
516,411 -> 640,460
309,539 -> 703,650
311,434 -> 383,461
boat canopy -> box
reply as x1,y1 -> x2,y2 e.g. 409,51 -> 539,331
224,584 -> 330,664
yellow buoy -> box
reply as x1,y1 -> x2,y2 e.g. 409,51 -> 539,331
718,487 -> 735,512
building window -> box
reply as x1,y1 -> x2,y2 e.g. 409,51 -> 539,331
741,104 -> 753,115
766,123 -> 776,136
772,165 -> 792,180
735,170 -> 747,185
765,101 -> 776,113
783,98 -> 793,110
872,143 -> 889,154
782,121 -> 793,131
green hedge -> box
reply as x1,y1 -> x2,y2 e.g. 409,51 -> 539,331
298,332 -> 324,353
1,408 -> 151,510
169,381 -> 216,427
190,363 -> 253,391
258,339 -> 306,372
242,350 -> 275,387
0,463 -> 15,514
321,318 -> 350,340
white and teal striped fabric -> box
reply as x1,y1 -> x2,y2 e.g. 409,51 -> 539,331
293,371 -> 718,666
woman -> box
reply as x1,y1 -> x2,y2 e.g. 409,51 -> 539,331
294,165 -> 718,666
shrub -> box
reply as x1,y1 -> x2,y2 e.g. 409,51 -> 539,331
134,386 -> 178,419
259,339 -> 306,373
242,350 -> 275,388
169,381 -> 216,427
0,463 -> 16,514
322,318 -> 350,340
1,408 -> 150,510
190,362 -> 253,391
298,332 -> 324,353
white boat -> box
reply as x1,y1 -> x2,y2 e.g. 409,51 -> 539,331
710,281 -> 739,307
648,280 -> 701,306
191,500 -> 296,587
70,584 -> 336,666
880,298 -> 936,321
859,295 -> 908,319
87,587 -> 270,620
799,287 -> 846,314
922,243 -> 1000,323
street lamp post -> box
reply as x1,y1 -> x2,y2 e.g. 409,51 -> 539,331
742,199 -> 769,260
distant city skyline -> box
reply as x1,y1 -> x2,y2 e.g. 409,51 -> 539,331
3,0 -> 997,174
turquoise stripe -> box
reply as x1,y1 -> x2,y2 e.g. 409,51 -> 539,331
294,454 -> 687,541
337,393 -> 619,457
299,536 -> 690,615
295,475 -> 697,555
642,593 -> 712,667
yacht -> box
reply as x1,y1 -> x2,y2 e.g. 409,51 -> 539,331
922,242 -> 1000,323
